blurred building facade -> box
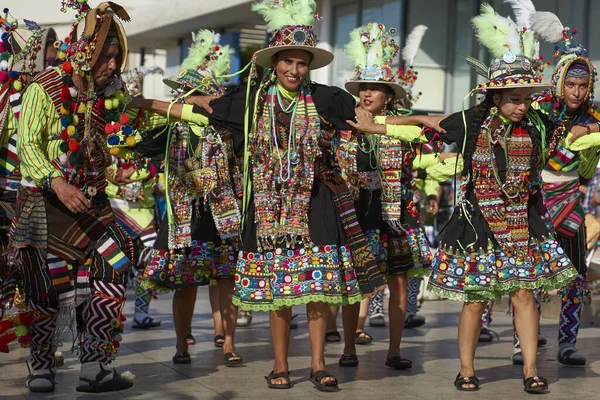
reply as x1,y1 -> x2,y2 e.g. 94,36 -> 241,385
5,0 -> 600,113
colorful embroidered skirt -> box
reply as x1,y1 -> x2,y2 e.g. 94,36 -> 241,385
356,188 -> 432,278
234,178 -> 378,311
142,206 -> 237,291
427,191 -> 577,302
234,243 -> 362,311
143,240 -> 236,290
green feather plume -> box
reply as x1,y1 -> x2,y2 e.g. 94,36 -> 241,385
252,0 -> 316,32
472,3 -> 521,58
181,30 -> 216,71
344,27 -> 368,67
212,45 -> 235,84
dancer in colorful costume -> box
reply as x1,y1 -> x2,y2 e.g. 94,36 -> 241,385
12,1 -> 139,393
134,0 -> 385,390
524,8 -> 599,366
140,30 -> 244,365
333,22 -> 432,369
110,65 -> 165,330
348,4 -> 578,393
0,12 -> 58,315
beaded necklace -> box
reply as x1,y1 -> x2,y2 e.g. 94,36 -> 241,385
472,111 -> 533,259
251,78 -> 319,250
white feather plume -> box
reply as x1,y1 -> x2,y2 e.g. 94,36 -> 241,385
504,0 -> 535,28
402,25 -> 428,67
140,65 -> 164,76
530,11 -> 565,43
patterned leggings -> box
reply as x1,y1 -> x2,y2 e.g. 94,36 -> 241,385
28,281 -> 125,369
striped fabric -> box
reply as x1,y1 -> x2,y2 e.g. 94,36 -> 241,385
544,178 -> 584,238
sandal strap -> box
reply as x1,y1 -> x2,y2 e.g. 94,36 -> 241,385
312,370 -> 338,385
524,376 -> 548,387
455,373 -> 480,388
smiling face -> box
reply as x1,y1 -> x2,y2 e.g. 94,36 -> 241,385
493,87 -> 533,123
358,82 -> 394,115
273,49 -> 312,92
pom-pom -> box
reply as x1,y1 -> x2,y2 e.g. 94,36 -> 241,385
126,136 -> 137,147
60,130 -> 69,141
113,340 -> 120,349
68,139 -> 80,152
60,86 -> 71,101
77,103 -> 87,114
107,135 -> 120,145
553,102 -> 561,108
3,8 -> 8,13
0,60 -> 8,71
62,61 -> 73,74
8,71 -> 19,80
68,151 -> 81,166
123,125 -> 133,135
0,71 -> 7,82
105,99 -> 114,110
104,123 -> 114,134
110,147 -> 121,156
59,142 -> 69,153
67,125 -> 76,136
119,113 -> 129,125
15,324 -> 28,337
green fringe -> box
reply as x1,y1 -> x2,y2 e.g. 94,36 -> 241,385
233,292 -> 363,312
427,267 -> 578,303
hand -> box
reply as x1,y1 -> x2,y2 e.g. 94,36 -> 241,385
568,124 -> 590,144
346,107 -> 382,134
427,198 -> 439,215
115,166 -> 137,185
420,115 -> 447,134
185,95 -> 218,114
51,177 -> 91,214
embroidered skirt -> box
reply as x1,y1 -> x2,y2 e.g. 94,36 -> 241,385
427,190 -> 578,302
355,188 -> 432,278
234,178 -> 377,311
142,203 -> 237,291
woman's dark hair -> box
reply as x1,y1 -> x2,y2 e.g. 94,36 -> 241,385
464,90 -> 542,184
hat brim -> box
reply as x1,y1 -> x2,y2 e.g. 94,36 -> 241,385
163,77 -> 188,91
345,80 -> 407,101
472,82 -> 552,94
254,45 -> 334,70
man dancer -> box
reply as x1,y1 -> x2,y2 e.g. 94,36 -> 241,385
14,2 -> 137,392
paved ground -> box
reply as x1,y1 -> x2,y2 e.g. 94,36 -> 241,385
2,288 -> 600,399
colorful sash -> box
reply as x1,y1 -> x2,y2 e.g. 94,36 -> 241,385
544,178 -> 584,238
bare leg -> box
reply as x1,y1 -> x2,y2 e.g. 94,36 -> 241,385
217,279 -> 239,360
341,303 -> 360,356
173,286 -> 198,354
327,305 -> 340,331
356,297 -> 370,332
268,308 -> 292,385
307,302 -> 335,385
511,289 -> 545,389
458,301 -> 486,389
387,274 -> 408,358
209,284 -> 224,339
